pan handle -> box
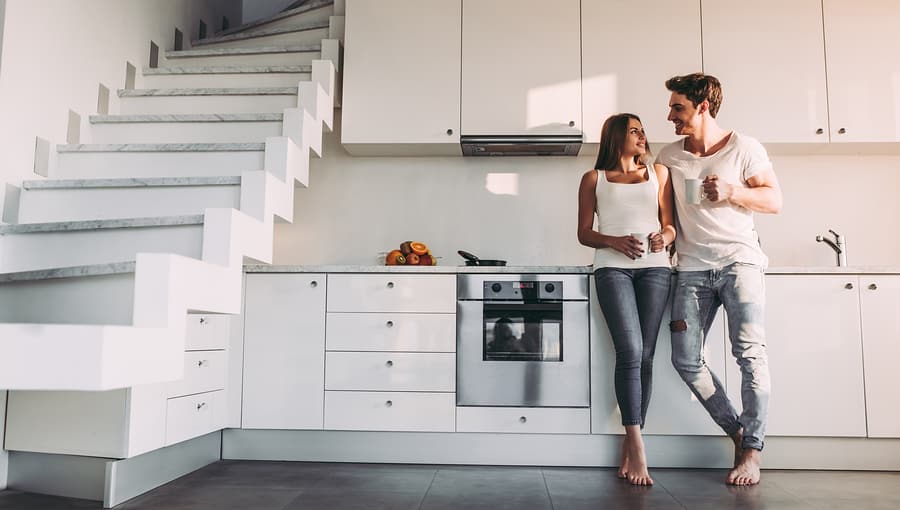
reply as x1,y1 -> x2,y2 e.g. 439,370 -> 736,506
457,250 -> 480,263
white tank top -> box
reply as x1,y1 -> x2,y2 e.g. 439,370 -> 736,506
592,166 -> 670,269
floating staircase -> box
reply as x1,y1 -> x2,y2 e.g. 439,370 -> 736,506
0,2 -> 343,391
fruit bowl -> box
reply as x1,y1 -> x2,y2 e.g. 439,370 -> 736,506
385,241 -> 437,266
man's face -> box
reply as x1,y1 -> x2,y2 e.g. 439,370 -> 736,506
667,92 -> 703,136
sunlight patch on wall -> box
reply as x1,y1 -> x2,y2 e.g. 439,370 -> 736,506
485,173 -> 519,196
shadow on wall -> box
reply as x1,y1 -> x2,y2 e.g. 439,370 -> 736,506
0,0 -> 6,77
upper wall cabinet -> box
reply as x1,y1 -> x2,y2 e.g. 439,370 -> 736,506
461,0 -> 581,136
823,0 -> 900,142
581,1 -> 701,144
341,0 -> 462,155
702,0 -> 829,143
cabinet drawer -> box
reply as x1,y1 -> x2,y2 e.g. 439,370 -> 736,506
326,312 -> 455,352
166,350 -> 227,398
324,391 -> 455,432
165,390 -> 225,446
326,274 -> 456,313
457,407 -> 590,434
325,352 -> 455,392
185,314 -> 229,351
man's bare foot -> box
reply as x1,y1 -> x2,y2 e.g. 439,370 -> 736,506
618,438 -> 629,479
727,448 -> 761,486
731,430 -> 744,467
622,434 -> 653,486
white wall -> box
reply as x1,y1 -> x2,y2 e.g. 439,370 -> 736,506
242,0 -> 296,24
0,0 -> 238,220
273,119 -> 900,269
0,0 -> 6,77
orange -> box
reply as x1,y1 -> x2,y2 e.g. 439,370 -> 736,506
410,242 -> 428,256
385,250 -> 406,266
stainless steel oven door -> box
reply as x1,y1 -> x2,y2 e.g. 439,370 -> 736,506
456,299 -> 590,407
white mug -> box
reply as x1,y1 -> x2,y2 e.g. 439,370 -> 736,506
685,178 -> 702,205
630,233 -> 649,256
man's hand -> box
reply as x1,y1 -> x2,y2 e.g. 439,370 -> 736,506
702,175 -> 734,203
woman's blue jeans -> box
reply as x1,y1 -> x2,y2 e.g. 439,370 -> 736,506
670,262 -> 769,451
594,267 -> 672,427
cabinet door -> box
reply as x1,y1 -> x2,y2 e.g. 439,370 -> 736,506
461,0 -> 581,136
823,0 -> 900,142
241,274 -> 326,429
590,275 -> 728,435
702,0 -> 829,143
726,275 -> 866,437
582,0 -> 701,144
859,276 -> 900,438
341,0 -> 462,154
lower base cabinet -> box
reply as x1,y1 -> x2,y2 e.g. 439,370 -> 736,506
324,391 -> 455,432
457,407 -> 590,434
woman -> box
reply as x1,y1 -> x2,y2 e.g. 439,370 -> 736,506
577,113 -> 676,486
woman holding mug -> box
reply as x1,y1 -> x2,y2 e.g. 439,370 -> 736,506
577,113 -> 676,486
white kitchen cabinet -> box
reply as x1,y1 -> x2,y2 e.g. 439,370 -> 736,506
859,276 -> 900,438
241,273 -> 326,430
702,0 -> 829,143
324,391 -> 455,432
327,274 -> 456,313
326,312 -> 456,352
726,275 -> 866,437
457,406 -> 590,434
461,0 -> 581,136
341,0 -> 462,155
581,0 -> 701,144
590,275 -> 728,436
823,0 -> 900,142
325,352 -> 456,392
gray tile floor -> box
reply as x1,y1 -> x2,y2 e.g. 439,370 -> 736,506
1,461 -> 899,509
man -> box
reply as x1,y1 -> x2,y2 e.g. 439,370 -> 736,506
656,73 -> 782,486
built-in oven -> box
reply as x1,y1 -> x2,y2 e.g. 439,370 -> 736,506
456,274 -> 590,407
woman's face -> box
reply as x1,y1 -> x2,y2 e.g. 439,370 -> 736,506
623,118 -> 647,157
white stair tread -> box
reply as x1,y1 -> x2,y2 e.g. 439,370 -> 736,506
0,214 -> 204,233
57,142 -> 266,152
216,0 -> 334,37
0,261 -> 136,283
193,20 -> 330,46
90,113 -> 283,123
143,64 -> 311,75
166,44 -> 320,58
118,87 -> 297,97
22,176 -> 242,190
0,322 -> 182,390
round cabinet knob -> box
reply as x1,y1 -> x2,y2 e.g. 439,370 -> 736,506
197,402 -> 206,411
385,360 -> 394,367
199,317 -> 207,325
491,283 -> 502,293
838,128 -> 847,134
869,283 -> 878,290
386,281 -> 394,289
519,416 -> 527,423
197,359 -> 208,367
447,128 -> 453,136
544,283 -> 555,293
845,283 -> 854,290
310,280 -> 318,288
815,128 -> 824,135
568,120 -> 575,127
386,320 -> 394,328
385,400 -> 393,407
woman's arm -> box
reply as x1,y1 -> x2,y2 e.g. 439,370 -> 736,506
653,163 -> 677,252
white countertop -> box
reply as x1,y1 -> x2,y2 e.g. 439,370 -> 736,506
244,265 -> 900,275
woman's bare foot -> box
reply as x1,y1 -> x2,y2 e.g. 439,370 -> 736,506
731,430 -> 744,467
622,427 -> 653,486
727,448 -> 761,486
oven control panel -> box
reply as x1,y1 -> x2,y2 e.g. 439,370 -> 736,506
483,280 -> 563,301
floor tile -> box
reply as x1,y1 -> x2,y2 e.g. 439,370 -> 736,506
419,466 -> 552,510
0,491 -> 102,510
117,486 -> 301,510
542,467 -> 687,509
651,468 -> 811,509
283,488 -> 426,510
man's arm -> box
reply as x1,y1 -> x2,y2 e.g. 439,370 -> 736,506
703,168 -> 783,214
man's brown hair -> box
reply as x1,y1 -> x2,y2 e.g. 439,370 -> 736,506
665,73 -> 723,118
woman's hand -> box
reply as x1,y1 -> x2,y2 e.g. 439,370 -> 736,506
649,232 -> 666,253
608,235 -> 645,260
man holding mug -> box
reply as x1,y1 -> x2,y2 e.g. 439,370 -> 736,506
655,73 -> 783,486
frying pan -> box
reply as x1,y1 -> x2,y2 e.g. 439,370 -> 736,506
458,250 -> 507,266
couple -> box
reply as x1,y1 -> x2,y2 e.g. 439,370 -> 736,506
577,73 -> 783,487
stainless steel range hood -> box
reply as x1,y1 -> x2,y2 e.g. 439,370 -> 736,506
461,134 -> 583,156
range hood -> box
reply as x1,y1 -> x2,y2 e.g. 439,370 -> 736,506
461,134 -> 582,156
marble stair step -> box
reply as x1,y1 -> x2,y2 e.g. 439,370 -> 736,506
142,64 -> 312,88
164,44 -> 322,67
0,215 -> 206,273
215,0 -> 335,36
89,113 -> 284,143
54,143 -> 266,179
117,87 -> 298,114
191,20 -> 330,50
17,176 -> 242,223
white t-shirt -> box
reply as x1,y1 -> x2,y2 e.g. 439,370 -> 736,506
592,167 -> 670,269
656,131 -> 772,269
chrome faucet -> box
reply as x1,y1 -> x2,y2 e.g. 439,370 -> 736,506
816,229 -> 846,267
